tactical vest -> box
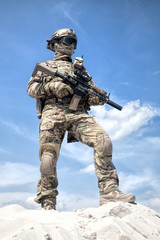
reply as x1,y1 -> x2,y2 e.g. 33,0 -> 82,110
36,58 -> 83,119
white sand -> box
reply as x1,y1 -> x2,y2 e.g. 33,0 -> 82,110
0,202 -> 160,240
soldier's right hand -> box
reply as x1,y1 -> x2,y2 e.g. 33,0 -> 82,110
49,81 -> 74,98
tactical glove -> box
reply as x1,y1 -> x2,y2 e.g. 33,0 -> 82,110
88,95 -> 104,106
88,85 -> 106,106
49,81 -> 74,98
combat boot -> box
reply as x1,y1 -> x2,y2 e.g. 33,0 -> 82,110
41,197 -> 56,210
100,190 -> 135,206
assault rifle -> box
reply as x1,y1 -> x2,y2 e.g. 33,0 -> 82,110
32,62 -> 123,111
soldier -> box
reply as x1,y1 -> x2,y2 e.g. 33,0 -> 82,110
27,28 -> 135,210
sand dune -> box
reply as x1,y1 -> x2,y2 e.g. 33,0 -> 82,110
0,202 -> 160,240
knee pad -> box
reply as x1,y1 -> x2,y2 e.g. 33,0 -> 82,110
40,151 -> 56,175
103,136 -> 112,156
97,133 -> 112,156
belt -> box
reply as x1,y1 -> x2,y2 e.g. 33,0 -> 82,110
44,96 -> 72,105
44,96 -> 86,106
43,96 -> 89,112
56,96 -> 72,104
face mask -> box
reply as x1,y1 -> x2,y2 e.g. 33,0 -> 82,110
54,42 -> 75,56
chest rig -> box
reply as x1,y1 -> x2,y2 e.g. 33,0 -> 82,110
36,58 -> 85,119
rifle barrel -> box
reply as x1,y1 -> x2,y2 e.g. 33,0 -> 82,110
106,99 -> 123,111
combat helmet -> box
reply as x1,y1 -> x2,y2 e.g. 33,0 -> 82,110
47,28 -> 77,51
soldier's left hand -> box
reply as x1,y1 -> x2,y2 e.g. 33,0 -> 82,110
88,95 -> 104,106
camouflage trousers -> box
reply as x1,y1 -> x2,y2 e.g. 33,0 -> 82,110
34,104 -> 119,205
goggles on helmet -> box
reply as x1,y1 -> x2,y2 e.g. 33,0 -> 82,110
60,37 -> 77,48
48,37 -> 77,49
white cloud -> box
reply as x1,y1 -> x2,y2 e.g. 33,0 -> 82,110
113,135 -> 160,171
0,119 -> 38,143
25,196 -> 40,209
151,70 -> 160,76
61,138 -> 93,164
80,164 -> 95,174
51,2 -> 88,38
57,191 -> 99,211
117,168 -> 160,213
0,192 -> 38,209
119,81 -> 130,86
119,169 -> 159,193
0,162 -> 39,186
0,147 -> 13,155
0,191 -> 98,211
145,137 -> 160,150
142,196 -> 160,213
91,100 -> 159,140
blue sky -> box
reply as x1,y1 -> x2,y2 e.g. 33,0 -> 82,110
0,0 -> 160,212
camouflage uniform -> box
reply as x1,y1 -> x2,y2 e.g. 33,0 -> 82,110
27,29 -> 135,209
